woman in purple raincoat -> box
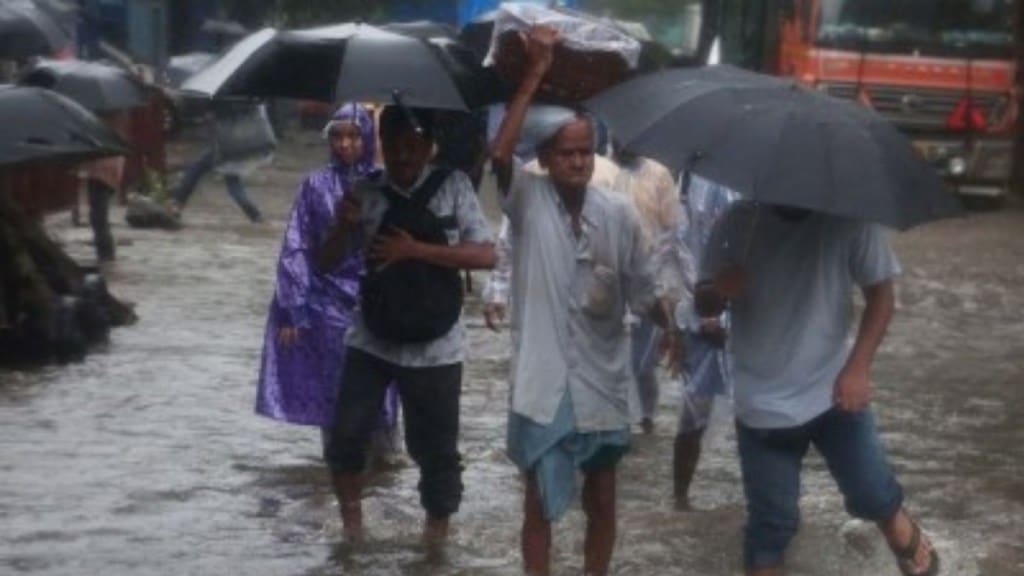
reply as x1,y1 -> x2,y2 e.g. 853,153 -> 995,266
256,103 -> 398,447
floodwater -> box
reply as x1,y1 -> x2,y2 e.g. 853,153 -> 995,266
2,134 -> 1023,575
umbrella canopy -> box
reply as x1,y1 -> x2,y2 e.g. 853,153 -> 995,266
585,65 -> 963,230
0,85 -> 127,166
0,0 -> 71,60
18,58 -> 148,112
164,52 -> 217,88
183,23 -> 491,110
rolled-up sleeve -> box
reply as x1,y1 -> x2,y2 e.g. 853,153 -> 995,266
849,223 -> 901,286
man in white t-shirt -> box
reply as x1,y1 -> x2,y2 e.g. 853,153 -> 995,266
698,202 -> 938,576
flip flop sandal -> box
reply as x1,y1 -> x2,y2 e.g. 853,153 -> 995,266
893,518 -> 940,576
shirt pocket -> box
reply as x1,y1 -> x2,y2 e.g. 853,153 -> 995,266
575,252 -> 622,320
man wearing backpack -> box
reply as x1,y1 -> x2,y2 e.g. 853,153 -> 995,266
319,106 -> 496,544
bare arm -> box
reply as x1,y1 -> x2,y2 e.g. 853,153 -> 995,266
370,227 -> 495,271
834,280 -> 895,411
490,26 -> 558,193
416,242 -> 496,270
648,297 -> 684,375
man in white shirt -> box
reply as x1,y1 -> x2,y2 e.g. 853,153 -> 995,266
490,26 -> 680,576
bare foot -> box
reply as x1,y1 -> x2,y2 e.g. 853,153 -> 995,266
340,502 -> 364,543
880,509 -> 939,576
422,516 -> 449,547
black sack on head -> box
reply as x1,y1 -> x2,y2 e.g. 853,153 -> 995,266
360,169 -> 463,343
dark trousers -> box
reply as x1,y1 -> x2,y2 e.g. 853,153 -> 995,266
87,179 -> 115,261
173,149 -> 263,222
326,347 -> 464,519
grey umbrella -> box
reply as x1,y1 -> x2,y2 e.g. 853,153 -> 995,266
585,65 -> 963,230
164,52 -> 217,88
0,85 -> 127,166
182,23 -> 488,110
18,58 -> 149,112
0,0 -> 71,60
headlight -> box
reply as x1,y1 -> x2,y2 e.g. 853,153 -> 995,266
948,157 -> 968,176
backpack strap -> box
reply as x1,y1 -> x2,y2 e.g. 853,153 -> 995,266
408,168 -> 451,212
379,168 -> 451,213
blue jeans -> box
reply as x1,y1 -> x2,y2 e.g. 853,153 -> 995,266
173,149 -> 263,222
736,408 -> 904,569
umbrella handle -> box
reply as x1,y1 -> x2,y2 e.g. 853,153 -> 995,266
391,90 -> 423,135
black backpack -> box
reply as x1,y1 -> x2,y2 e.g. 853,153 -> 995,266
361,169 -> 463,343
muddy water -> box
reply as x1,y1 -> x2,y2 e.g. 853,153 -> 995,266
2,135 -> 1022,575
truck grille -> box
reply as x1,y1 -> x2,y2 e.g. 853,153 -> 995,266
818,82 -> 1005,130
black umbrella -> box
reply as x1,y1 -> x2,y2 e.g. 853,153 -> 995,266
0,0 -> 71,60
585,65 -> 963,230
0,85 -> 127,166
183,23 -> 493,110
18,58 -> 149,112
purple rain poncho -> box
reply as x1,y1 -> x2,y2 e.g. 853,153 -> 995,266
256,104 -> 395,426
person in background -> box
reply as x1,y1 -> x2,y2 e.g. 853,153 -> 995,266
255,104 -> 399,467
610,145 -> 692,434
671,172 -> 739,509
169,100 -> 273,223
78,111 -> 131,262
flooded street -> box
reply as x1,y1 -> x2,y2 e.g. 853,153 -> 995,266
2,134 -> 1023,575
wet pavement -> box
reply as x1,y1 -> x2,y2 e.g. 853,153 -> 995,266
1,133 -> 1023,575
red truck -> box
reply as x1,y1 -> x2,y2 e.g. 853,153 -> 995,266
706,0 -> 1016,202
